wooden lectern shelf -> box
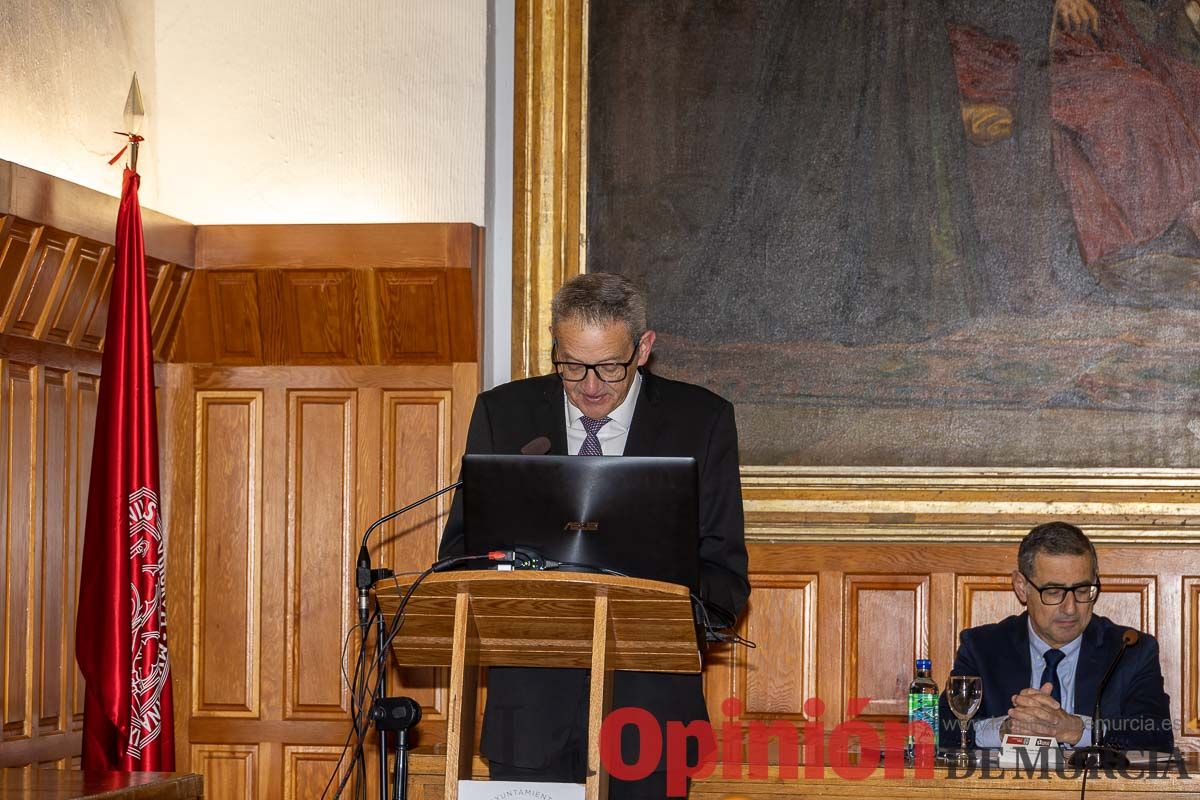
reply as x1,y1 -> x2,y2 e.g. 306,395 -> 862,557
374,569 -> 701,673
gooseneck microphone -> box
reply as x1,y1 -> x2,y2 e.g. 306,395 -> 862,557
354,436 -> 552,623
1069,628 -> 1139,769
355,481 -> 462,624
521,435 -> 552,455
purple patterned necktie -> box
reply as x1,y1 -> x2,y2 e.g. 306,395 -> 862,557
578,415 -> 612,456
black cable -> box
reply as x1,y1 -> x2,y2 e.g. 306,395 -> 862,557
328,612 -> 378,799
322,620 -> 373,800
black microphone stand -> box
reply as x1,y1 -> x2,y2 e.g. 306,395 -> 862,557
349,481 -> 462,800
1069,631 -> 1138,771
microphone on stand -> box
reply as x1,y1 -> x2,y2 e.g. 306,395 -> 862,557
355,435 -> 552,621
521,435 -> 552,455
1069,629 -> 1139,769
355,481 -> 462,624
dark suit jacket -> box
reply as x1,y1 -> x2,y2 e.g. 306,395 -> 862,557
439,369 -> 750,770
938,613 -> 1173,752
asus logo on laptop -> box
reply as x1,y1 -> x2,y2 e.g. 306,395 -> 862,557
563,521 -> 600,532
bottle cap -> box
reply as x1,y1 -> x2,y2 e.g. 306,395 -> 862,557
916,659 -> 932,670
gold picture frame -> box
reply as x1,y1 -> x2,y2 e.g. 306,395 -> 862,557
510,0 -> 1200,544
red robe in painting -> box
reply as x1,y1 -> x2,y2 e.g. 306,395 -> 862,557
950,2 -> 1200,264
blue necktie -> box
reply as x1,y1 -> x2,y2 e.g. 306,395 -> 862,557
578,416 -> 611,456
1041,648 -> 1065,705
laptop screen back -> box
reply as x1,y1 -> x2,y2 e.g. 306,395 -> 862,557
461,454 -> 699,591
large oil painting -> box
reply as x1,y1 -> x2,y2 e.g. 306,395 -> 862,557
586,0 -> 1200,467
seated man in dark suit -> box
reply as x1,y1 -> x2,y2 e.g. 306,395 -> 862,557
939,521 -> 1173,752
439,272 -> 750,798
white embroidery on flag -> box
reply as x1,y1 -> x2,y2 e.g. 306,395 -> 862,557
127,486 -> 171,759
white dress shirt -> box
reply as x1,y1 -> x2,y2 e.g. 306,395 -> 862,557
564,372 -> 642,456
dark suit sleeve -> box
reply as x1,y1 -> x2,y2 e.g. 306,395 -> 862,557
939,629 -> 982,749
696,400 -> 750,625
1105,635 -> 1174,752
438,393 -> 496,558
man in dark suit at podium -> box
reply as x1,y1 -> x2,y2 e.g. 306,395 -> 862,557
939,521 -> 1173,752
439,272 -> 750,798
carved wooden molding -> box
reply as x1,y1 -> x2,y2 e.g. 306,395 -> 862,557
512,0 -> 589,379
743,466 -> 1200,543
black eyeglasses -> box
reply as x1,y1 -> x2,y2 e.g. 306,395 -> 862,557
1021,573 -> 1101,606
552,337 -> 641,383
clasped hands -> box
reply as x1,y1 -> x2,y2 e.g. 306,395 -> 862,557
999,682 -> 1086,745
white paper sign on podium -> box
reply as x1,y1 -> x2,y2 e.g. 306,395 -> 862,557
998,733 -> 1063,769
458,780 -> 586,800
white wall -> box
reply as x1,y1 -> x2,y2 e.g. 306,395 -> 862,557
1,0 -> 505,375
1,0 -> 486,226
0,0 -> 160,207
153,0 -> 485,224
484,0 -> 513,387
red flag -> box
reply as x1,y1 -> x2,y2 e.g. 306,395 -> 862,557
76,168 -> 175,771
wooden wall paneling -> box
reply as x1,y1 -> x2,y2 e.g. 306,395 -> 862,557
4,229 -> 76,339
843,574 -> 929,720
208,272 -> 264,365
162,365 -> 194,766
815,569 -> 844,730
144,259 -> 171,325
450,364 -> 477,469
260,384 -> 287,796
191,743 -> 259,799
42,240 -> 111,348
957,575 -> 1025,633
282,745 -> 345,800
702,641 -> 735,734
1095,575 -> 1156,634
195,223 -> 478,270
285,391 -> 356,719
446,267 -> 478,364
1183,577 -> 1200,740
73,248 -> 114,353
68,373 -> 99,731
2,362 -> 37,739
380,390 -> 453,724
35,368 -> 68,736
1156,568 -> 1184,753
739,575 -> 818,721
0,220 -> 43,331
376,270 -> 452,364
192,391 -> 263,718
278,270 -> 359,365
151,265 -> 192,361
172,271 -> 214,364
927,571 -> 958,710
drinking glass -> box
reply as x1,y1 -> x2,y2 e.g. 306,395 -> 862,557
946,675 -> 983,765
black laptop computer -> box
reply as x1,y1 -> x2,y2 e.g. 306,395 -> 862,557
460,454 -> 700,592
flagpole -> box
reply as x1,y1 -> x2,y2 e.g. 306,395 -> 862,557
77,70 -> 174,773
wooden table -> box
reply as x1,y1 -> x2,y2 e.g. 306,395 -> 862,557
405,749 -> 1200,799
0,771 -> 201,799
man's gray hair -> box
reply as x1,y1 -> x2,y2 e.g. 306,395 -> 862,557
551,272 -> 647,344
1018,521 -> 1098,578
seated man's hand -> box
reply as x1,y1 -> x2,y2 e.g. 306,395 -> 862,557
1055,0 -> 1100,33
1004,683 -> 1085,745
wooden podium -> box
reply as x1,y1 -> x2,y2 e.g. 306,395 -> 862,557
375,570 -> 702,800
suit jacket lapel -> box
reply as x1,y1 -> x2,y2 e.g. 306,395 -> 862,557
538,376 -> 569,456
622,370 -> 661,457
996,614 -> 1034,710
1073,618 -> 1108,718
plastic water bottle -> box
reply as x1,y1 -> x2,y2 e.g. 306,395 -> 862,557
906,658 -> 938,760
